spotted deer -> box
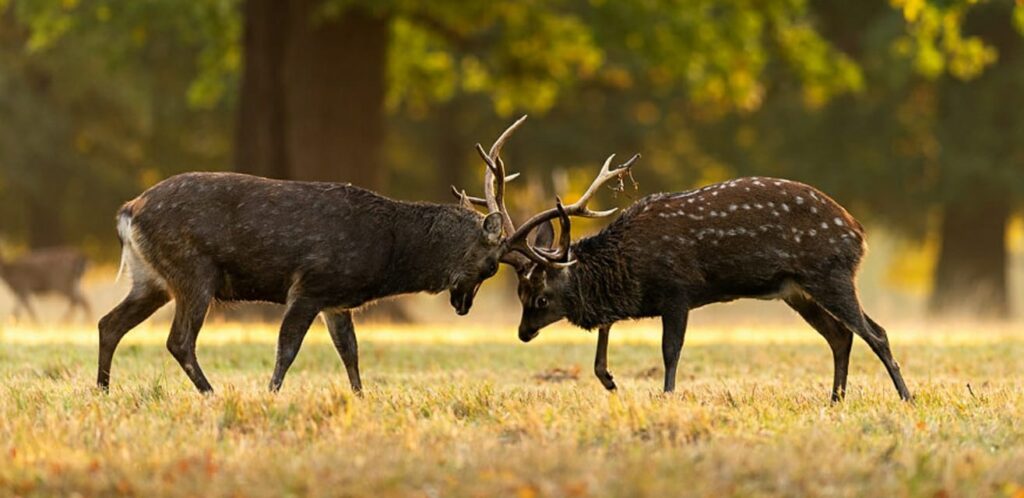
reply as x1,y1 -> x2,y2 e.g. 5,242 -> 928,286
97,119 -> 538,395
470,156 -> 911,402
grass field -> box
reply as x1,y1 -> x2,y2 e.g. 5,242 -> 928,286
1,319 -> 1023,497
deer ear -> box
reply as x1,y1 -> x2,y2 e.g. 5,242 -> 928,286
532,221 -> 555,250
482,212 -> 503,244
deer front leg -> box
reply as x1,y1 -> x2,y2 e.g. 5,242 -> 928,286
269,298 -> 321,392
594,325 -> 616,391
661,306 -> 690,393
323,309 -> 362,394
13,294 -> 38,323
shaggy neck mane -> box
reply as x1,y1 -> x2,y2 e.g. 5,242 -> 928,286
563,228 -> 644,329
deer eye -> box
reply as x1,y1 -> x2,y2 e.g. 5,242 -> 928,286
485,261 -> 498,277
536,296 -> 549,308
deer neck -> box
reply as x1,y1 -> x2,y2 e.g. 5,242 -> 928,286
386,204 -> 479,294
563,233 -> 643,329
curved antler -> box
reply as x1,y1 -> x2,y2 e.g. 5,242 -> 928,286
504,153 -> 640,266
479,115 -> 527,236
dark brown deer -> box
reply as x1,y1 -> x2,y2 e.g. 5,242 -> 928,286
0,247 -> 91,322
97,119 -> 529,394
487,165 -> 911,402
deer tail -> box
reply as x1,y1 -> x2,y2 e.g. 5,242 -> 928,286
114,202 -> 136,283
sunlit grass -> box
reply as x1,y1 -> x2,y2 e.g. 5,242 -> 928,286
1,320 -> 1023,497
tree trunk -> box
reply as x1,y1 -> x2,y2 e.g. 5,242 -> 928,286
236,1 -> 389,187
235,0 -> 289,178
234,1 -> 411,322
282,1 -> 389,187
928,197 -> 1010,319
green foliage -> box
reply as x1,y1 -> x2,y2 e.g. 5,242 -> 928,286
891,0 -> 999,80
1,0 -> 1022,253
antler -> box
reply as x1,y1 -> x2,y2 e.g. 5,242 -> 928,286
451,117 -> 640,269
450,115 -> 526,234
478,115 -> 527,236
504,153 -> 641,266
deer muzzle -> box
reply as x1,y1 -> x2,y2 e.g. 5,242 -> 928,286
450,281 -> 483,316
518,325 -> 539,343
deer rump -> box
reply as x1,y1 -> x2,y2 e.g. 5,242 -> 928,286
117,172 -> 455,308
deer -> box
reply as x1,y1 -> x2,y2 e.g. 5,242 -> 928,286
0,247 -> 91,322
463,149 -> 912,402
97,118 -> 532,395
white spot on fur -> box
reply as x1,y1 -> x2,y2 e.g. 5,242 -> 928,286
821,222 -> 829,229
782,204 -> 790,212
795,196 -> 804,205
834,217 -> 844,226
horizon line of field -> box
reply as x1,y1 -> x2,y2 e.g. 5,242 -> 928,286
1,322 -> 1020,346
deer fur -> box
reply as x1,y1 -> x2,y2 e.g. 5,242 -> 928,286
515,176 -> 912,402
98,172 -> 504,394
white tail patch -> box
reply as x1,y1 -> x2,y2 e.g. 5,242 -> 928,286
114,212 -> 133,283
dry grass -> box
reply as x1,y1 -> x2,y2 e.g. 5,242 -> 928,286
1,320 -> 1023,497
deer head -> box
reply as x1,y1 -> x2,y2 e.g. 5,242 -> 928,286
456,132 -> 640,337
447,116 -> 528,315
507,155 -> 639,341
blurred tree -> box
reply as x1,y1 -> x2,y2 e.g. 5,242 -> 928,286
0,0 -> 234,254
696,0 -> 1024,318
3,0 -> 1021,320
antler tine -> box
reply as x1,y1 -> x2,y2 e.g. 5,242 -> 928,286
450,185 -> 489,206
481,115 -> 527,236
451,173 -> 521,208
505,152 -> 641,254
534,197 -> 574,262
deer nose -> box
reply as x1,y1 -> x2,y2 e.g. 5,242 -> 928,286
518,326 -> 539,343
451,289 -> 473,315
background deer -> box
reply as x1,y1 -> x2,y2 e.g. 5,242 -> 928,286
98,120 -> 529,395
0,247 -> 91,322
483,157 -> 911,402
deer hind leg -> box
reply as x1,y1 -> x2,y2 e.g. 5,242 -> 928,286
785,295 -> 853,403
166,289 -> 215,394
268,298 -> 321,392
323,310 -> 362,393
594,325 -> 617,391
97,284 -> 169,391
660,306 -> 690,393
801,279 -> 912,401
